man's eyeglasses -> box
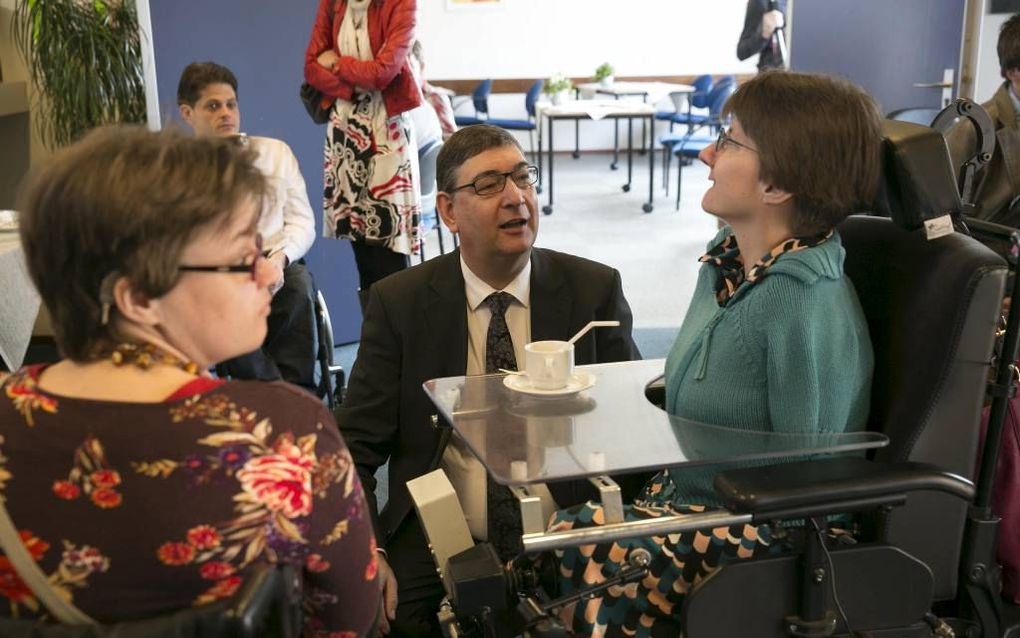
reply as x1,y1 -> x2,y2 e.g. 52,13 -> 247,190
450,165 -> 539,197
715,129 -> 758,154
179,233 -> 264,281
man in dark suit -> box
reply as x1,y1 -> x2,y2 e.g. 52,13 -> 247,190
336,124 -> 640,635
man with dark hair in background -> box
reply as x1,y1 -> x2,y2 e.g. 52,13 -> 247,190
737,0 -> 789,71
951,14 -> 1020,226
177,61 -> 319,391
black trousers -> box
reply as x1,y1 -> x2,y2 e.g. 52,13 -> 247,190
385,515 -> 446,637
218,261 -> 318,392
351,241 -> 410,291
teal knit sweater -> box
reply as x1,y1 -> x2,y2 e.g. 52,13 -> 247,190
661,227 -> 874,507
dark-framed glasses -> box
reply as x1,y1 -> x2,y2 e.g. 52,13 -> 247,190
450,165 -> 539,197
178,233 -> 264,281
715,129 -> 758,154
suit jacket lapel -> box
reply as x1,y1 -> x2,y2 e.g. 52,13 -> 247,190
993,83 -> 1018,132
425,251 -> 469,377
529,249 -> 571,343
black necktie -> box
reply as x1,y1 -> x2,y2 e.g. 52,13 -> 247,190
483,292 -> 523,561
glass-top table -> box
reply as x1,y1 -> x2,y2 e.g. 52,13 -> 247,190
422,359 -> 888,551
423,359 -> 888,487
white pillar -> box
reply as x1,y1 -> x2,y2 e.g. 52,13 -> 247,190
135,0 -> 160,130
959,0 -> 986,100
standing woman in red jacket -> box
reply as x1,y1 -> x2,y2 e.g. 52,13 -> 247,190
304,0 -> 422,308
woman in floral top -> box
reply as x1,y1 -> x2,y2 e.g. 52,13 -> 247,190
0,126 -> 379,635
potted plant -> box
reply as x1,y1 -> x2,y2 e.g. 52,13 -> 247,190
12,0 -> 146,149
544,74 -> 573,106
594,62 -> 615,88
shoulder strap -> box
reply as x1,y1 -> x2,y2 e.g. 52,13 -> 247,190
0,498 -> 96,625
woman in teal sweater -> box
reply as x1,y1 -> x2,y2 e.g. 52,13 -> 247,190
551,71 -> 882,636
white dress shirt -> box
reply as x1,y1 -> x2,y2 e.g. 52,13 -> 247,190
246,136 -> 316,264
441,257 -> 559,541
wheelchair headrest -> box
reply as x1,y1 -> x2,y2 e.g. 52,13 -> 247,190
869,117 -> 962,231
873,119 -> 962,231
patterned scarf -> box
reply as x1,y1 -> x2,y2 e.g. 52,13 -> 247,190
700,230 -> 833,306
338,0 -> 372,62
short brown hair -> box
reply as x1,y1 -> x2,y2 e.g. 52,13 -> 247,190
999,13 -> 1020,78
723,71 -> 882,235
18,126 -> 267,361
437,124 -> 524,193
177,61 -> 238,106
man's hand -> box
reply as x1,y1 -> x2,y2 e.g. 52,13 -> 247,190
376,553 -> 398,635
317,50 -> 340,70
267,252 -> 286,296
761,9 -> 784,39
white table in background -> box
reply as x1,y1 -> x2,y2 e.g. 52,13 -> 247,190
535,100 -> 656,215
0,232 -> 41,371
572,81 -> 696,168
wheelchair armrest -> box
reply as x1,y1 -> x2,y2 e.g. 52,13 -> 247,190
644,374 -> 665,409
0,564 -> 303,638
229,562 -> 303,638
714,457 -> 975,523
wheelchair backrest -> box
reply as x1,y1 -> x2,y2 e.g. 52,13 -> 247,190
838,121 -> 1007,600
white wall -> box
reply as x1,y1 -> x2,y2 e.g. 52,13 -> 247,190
418,0 -> 757,80
975,10 -> 1011,100
417,0 -> 759,150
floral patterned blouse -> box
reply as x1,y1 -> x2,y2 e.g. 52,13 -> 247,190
0,365 -> 380,637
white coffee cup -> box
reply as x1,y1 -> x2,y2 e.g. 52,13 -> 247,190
524,340 -> 574,390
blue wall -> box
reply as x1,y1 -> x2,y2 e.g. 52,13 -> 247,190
149,1 -> 362,344
790,0 -> 965,114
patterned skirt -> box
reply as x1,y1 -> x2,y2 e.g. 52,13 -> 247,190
323,91 -> 420,255
550,471 -> 785,637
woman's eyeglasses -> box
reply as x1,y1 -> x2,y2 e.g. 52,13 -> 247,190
450,165 -> 539,197
179,234 -> 264,281
715,129 -> 758,154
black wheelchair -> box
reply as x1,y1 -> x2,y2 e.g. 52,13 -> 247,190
423,102 -> 1020,637
0,562 -> 303,637
313,288 -> 346,410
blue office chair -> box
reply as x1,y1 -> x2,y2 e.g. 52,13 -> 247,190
486,79 -> 543,159
655,73 -> 713,132
453,79 -> 492,127
661,80 -> 737,207
659,77 -> 736,193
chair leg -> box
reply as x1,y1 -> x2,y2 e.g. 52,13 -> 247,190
529,130 -> 536,163
663,146 -> 671,196
676,158 -> 683,211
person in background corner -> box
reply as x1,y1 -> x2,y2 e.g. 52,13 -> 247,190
409,40 -> 458,141
304,0 -> 422,314
737,0 -> 789,72
947,13 -> 1020,229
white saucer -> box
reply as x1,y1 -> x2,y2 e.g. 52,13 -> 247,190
503,370 -> 596,397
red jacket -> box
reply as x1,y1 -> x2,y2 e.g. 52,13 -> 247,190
303,0 -> 422,117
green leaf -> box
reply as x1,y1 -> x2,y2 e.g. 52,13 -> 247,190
11,0 -> 146,148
